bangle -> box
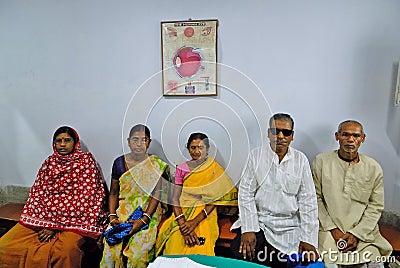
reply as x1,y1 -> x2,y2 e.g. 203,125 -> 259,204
139,217 -> 147,225
143,212 -> 151,221
108,213 -> 118,218
110,218 -> 118,224
175,214 -> 184,221
203,209 -> 208,218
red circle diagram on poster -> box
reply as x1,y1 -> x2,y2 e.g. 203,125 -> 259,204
172,46 -> 202,78
184,27 -> 195,37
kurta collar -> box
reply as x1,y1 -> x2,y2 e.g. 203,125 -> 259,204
334,149 -> 363,166
267,143 -> 293,164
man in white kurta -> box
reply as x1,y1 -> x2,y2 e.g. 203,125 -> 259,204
230,113 -> 319,267
312,120 -> 392,267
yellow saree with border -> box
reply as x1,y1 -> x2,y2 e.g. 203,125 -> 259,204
100,155 -> 169,268
155,157 -> 237,256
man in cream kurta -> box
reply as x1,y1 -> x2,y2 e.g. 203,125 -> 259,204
312,120 -> 392,267
230,113 -> 319,268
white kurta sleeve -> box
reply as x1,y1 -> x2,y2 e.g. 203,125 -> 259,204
298,157 -> 319,247
238,156 -> 260,233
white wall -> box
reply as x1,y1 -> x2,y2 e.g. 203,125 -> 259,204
1,0 -> 400,211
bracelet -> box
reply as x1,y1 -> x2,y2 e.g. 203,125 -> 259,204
108,213 -> 118,218
175,213 -> 184,221
143,212 -> 151,221
203,209 -> 208,218
110,218 -> 118,225
139,217 -> 147,225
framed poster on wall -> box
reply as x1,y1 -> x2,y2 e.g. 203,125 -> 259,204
161,19 -> 218,96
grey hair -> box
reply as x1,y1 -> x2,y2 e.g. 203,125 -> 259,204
337,120 -> 364,133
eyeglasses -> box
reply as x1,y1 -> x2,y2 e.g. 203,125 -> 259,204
129,137 -> 149,144
269,128 -> 293,137
54,138 -> 73,143
339,132 -> 363,139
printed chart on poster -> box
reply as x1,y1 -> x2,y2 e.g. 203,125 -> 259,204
161,19 -> 218,96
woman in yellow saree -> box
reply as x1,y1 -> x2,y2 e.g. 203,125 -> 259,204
100,124 -> 170,268
156,132 -> 237,256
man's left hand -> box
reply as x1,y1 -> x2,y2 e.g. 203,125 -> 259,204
341,233 -> 359,252
298,241 -> 319,262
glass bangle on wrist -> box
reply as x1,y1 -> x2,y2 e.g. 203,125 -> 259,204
143,212 -> 151,221
203,209 -> 208,218
175,213 -> 184,221
139,217 -> 147,225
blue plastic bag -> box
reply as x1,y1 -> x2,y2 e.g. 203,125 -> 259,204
103,206 -> 149,246
287,253 -> 324,268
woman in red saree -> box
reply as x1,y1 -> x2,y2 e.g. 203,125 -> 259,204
0,126 -> 107,268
